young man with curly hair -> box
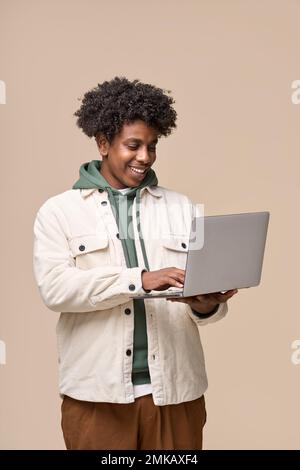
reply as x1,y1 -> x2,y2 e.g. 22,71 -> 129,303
33,77 -> 237,450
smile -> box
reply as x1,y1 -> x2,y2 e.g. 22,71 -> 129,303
128,166 -> 147,174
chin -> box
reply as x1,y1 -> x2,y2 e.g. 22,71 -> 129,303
126,177 -> 140,188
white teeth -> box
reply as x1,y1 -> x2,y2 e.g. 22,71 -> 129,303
129,166 -> 145,174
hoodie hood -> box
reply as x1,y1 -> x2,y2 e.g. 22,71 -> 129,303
72,160 -> 158,194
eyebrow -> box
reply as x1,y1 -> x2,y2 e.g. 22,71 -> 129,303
125,138 -> 158,144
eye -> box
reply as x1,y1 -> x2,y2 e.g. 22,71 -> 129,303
127,145 -> 138,150
148,146 -> 156,152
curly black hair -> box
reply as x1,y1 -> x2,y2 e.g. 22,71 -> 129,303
74,77 -> 177,142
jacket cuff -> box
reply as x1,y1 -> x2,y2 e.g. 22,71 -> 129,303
188,301 -> 228,326
192,303 -> 220,319
141,269 -> 151,293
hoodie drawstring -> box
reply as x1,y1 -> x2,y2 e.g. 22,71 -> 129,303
106,187 -> 150,271
136,189 -> 150,271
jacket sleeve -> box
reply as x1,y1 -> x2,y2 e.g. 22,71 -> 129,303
187,302 -> 228,326
33,202 -> 145,313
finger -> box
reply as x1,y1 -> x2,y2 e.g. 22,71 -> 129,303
173,268 -> 185,275
212,289 -> 238,302
171,268 -> 185,280
221,289 -> 238,299
165,275 -> 184,288
173,272 -> 185,284
224,289 -> 238,295
174,273 -> 185,284
171,272 -> 186,286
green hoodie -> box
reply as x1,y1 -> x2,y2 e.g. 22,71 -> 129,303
73,160 -> 158,385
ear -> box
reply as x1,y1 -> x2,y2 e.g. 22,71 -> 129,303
95,133 -> 110,157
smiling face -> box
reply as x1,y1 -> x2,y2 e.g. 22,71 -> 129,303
96,120 -> 158,189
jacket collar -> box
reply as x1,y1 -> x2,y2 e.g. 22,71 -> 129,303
80,186 -> 163,199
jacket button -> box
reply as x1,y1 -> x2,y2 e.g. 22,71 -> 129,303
181,242 -> 187,249
101,201 -> 107,206
126,349 -> 131,356
116,233 -> 120,239
129,284 -> 135,291
124,308 -> 131,315
79,245 -> 85,252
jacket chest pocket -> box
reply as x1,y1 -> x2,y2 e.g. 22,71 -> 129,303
68,234 -> 111,270
162,235 -> 189,271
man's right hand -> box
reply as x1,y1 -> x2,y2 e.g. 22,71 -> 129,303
141,268 -> 185,291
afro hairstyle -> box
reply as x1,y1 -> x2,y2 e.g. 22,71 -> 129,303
74,76 -> 177,142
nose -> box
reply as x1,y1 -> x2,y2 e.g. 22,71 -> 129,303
136,146 -> 152,164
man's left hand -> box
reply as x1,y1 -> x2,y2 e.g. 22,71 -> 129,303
167,289 -> 238,314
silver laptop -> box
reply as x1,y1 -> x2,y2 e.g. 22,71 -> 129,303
131,211 -> 270,299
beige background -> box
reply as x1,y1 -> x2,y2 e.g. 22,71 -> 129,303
0,0 -> 299,449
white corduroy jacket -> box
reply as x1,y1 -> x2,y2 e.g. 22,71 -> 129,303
33,185 -> 228,405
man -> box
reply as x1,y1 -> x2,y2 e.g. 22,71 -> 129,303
33,77 -> 237,450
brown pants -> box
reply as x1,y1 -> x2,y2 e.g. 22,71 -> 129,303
61,394 -> 206,450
